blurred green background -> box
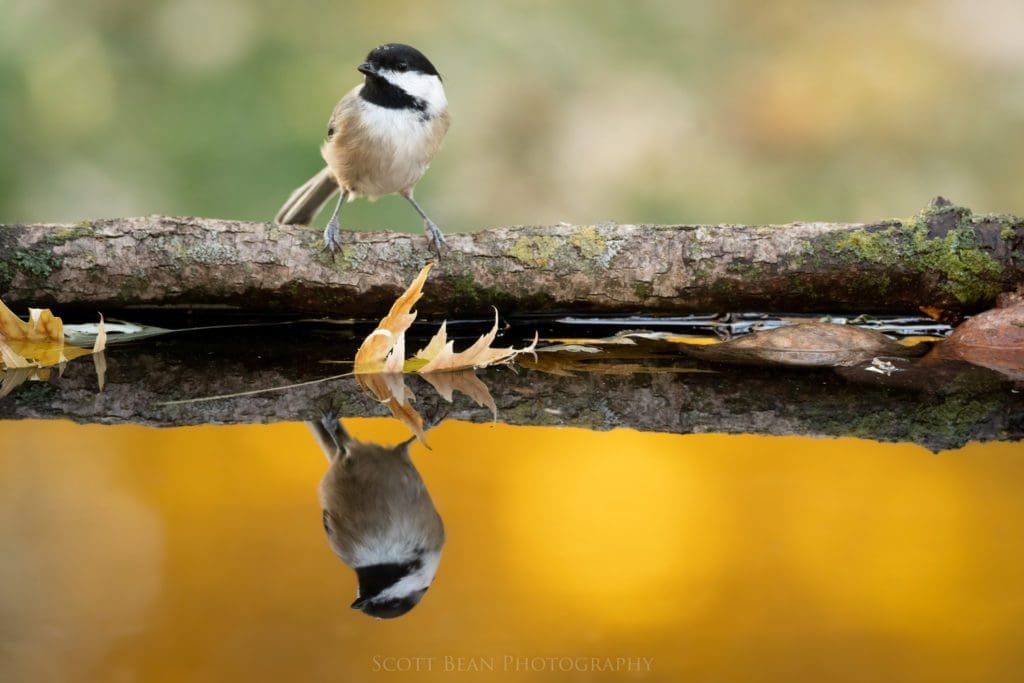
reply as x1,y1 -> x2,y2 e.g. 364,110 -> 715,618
1,0 -> 1022,233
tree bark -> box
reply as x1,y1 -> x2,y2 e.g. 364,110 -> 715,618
1,198 -> 1021,316
0,333 -> 1019,452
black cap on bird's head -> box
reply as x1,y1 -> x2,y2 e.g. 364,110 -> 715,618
352,588 -> 429,619
351,559 -> 430,620
358,43 -> 440,79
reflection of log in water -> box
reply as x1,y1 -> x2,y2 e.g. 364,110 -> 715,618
0,332 -> 1019,452
1,199 -> 1022,316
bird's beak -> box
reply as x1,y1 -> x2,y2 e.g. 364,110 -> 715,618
357,62 -> 377,77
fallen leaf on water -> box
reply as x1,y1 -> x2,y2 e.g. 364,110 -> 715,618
351,266 -> 536,441
354,265 -> 536,375
524,331 -> 716,375
416,312 -> 538,373
353,263 -> 433,373
681,322 -> 917,367
929,302 -> 1024,380
0,299 -> 63,341
92,315 -> 107,354
0,298 -> 106,371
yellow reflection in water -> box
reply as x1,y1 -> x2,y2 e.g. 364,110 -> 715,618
1,419 -> 1023,683
496,429 -> 733,629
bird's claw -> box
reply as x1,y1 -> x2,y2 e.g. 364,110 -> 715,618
424,219 -> 448,258
323,215 -> 343,253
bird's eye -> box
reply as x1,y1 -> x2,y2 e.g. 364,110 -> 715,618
322,510 -> 332,535
326,125 -> 335,138
396,62 -> 408,71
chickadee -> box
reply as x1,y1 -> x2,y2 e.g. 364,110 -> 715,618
306,413 -> 445,619
276,43 -> 451,255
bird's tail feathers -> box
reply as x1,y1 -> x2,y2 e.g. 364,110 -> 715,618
275,166 -> 338,225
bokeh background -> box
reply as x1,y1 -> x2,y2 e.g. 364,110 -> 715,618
1,0 -> 1022,233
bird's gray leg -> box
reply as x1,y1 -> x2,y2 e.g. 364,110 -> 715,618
323,189 -> 348,253
402,190 -> 447,256
306,411 -> 352,462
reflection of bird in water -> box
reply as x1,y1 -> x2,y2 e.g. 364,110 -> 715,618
306,413 -> 445,619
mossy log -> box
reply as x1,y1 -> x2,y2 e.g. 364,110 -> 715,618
1,198 -> 1022,316
0,331 -> 1019,452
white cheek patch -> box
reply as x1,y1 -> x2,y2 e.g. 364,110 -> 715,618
358,98 -> 431,141
377,70 -> 447,115
376,550 -> 441,601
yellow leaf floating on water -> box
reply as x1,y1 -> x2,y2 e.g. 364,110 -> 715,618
417,310 -> 537,373
353,263 -> 433,373
353,265 -> 535,443
0,299 -> 64,342
0,298 -> 107,371
413,321 -> 448,367
353,265 -> 536,375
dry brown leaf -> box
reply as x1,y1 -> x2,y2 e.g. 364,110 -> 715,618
418,310 -> 536,373
354,263 -> 432,373
683,322 -> 911,367
0,343 -> 32,369
414,322 -> 448,364
354,267 -> 536,375
350,265 -> 538,443
93,314 -> 107,354
0,299 -> 106,370
0,299 -> 63,342
931,302 -> 1024,380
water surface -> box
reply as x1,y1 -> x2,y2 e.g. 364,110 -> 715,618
2,418 -> 1022,682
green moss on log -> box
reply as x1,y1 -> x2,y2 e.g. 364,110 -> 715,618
509,235 -> 561,267
508,226 -> 619,271
446,273 -> 507,308
13,248 -> 61,281
816,203 -> 1006,305
839,393 -> 1001,447
633,281 -> 653,298
48,224 -> 94,244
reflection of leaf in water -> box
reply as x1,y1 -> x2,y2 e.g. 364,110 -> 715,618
530,324 -> 916,370
420,369 -> 497,418
526,333 -> 713,375
358,372 -> 426,443
524,355 -> 715,376
93,351 -> 107,392
358,369 -> 500,445
0,367 -> 37,398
